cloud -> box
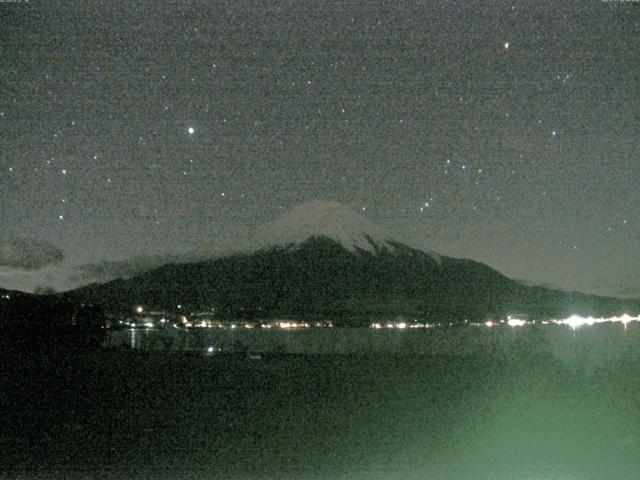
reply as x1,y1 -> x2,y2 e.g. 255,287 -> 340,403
0,244 -> 235,293
76,254 -> 188,281
75,247 -> 234,282
0,237 -> 64,269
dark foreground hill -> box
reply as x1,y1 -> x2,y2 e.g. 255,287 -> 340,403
0,288 -> 106,347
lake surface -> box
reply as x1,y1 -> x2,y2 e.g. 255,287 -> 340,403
108,322 -> 640,367
4,324 -> 640,479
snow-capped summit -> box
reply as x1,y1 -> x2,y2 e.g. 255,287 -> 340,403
252,200 -> 397,253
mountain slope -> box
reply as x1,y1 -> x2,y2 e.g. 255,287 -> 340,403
62,202 -> 640,322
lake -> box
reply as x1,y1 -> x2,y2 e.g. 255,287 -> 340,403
3,323 -> 640,479
108,322 -> 640,367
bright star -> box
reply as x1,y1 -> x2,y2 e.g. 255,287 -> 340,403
188,127 -> 194,134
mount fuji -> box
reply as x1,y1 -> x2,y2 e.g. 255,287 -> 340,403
249,200 -> 418,254
62,201 -> 638,323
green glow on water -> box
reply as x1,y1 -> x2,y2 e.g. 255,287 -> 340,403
4,326 -> 640,479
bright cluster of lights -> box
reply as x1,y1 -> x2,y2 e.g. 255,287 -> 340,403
262,320 -> 332,329
191,320 -> 312,329
368,314 -> 640,331
506,316 -> 527,327
269,321 -> 310,329
557,313 -> 639,330
119,320 -> 155,329
501,313 -> 640,330
167,317 -> 334,330
370,322 -> 432,329
124,304 -> 639,333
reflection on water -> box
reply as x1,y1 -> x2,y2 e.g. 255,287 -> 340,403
129,325 -> 136,349
110,322 -> 640,366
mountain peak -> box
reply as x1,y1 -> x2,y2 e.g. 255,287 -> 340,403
252,200 -> 395,253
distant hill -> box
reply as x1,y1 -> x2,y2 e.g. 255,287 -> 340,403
61,201 -> 640,323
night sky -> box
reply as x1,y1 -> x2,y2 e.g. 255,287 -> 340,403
1,0 -> 639,295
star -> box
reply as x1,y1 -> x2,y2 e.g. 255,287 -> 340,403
0,0 -> 635,303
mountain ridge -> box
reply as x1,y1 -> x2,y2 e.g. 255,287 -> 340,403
56,202 -> 640,322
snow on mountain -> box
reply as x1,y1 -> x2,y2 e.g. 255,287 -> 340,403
251,200 -> 437,259
251,200 -> 394,253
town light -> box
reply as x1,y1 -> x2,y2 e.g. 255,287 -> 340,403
507,316 -> 526,327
